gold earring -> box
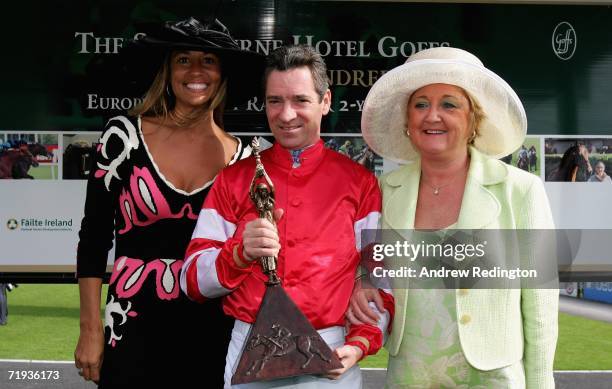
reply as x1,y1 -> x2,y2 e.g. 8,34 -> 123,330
469,130 -> 477,143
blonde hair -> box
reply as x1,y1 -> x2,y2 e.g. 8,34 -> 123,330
464,90 -> 485,143
129,53 -> 228,128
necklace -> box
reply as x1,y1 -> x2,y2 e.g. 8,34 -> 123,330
421,173 -> 461,195
422,180 -> 451,195
421,157 -> 470,195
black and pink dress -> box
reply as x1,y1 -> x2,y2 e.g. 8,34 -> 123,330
77,115 -> 248,388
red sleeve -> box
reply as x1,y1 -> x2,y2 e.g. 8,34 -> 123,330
354,171 -> 382,252
181,170 -> 255,302
345,289 -> 394,359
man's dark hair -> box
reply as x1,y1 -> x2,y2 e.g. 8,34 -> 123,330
264,44 -> 329,101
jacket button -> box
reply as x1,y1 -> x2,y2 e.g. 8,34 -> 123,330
290,198 -> 302,207
458,289 -> 469,296
287,240 -> 295,247
459,314 -> 471,325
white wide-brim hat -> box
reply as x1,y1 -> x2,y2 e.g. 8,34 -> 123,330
361,47 -> 527,163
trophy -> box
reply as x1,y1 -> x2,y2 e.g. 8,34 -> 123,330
231,138 -> 343,385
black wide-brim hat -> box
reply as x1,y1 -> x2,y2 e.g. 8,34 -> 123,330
121,17 -> 265,108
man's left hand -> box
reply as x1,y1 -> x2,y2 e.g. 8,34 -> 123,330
324,345 -> 363,380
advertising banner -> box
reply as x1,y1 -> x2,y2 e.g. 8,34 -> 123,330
583,282 -> 612,304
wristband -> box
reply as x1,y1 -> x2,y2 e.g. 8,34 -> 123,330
346,336 -> 370,360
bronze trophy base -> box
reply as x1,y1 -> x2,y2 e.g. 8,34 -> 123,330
231,284 -> 343,385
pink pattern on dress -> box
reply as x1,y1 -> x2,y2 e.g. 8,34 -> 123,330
117,166 -> 198,234
110,256 -> 184,300
130,166 -> 172,221
117,190 -> 136,234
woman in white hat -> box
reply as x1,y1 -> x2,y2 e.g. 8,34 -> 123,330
353,47 -> 558,388
74,17 -> 263,388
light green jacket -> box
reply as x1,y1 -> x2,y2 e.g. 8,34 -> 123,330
381,147 -> 558,389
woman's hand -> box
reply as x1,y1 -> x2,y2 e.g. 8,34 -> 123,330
74,327 -> 104,383
346,277 -> 384,325
75,277 -> 104,384
324,345 -> 363,380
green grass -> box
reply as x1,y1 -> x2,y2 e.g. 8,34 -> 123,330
1,285 -> 611,370
28,165 -> 59,180
554,312 -> 612,370
361,347 -> 388,368
0,284 -> 106,360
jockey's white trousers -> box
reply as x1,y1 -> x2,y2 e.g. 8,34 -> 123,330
224,319 -> 362,389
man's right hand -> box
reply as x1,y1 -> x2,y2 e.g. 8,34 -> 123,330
74,327 -> 104,384
242,209 -> 284,261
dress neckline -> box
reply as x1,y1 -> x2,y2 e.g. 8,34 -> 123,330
136,116 -> 243,196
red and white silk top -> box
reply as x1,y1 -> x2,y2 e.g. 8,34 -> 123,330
182,140 -> 393,355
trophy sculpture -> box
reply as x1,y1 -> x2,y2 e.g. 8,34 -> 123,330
231,138 -> 343,385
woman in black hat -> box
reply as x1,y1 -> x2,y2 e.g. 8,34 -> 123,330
74,17 -> 263,388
